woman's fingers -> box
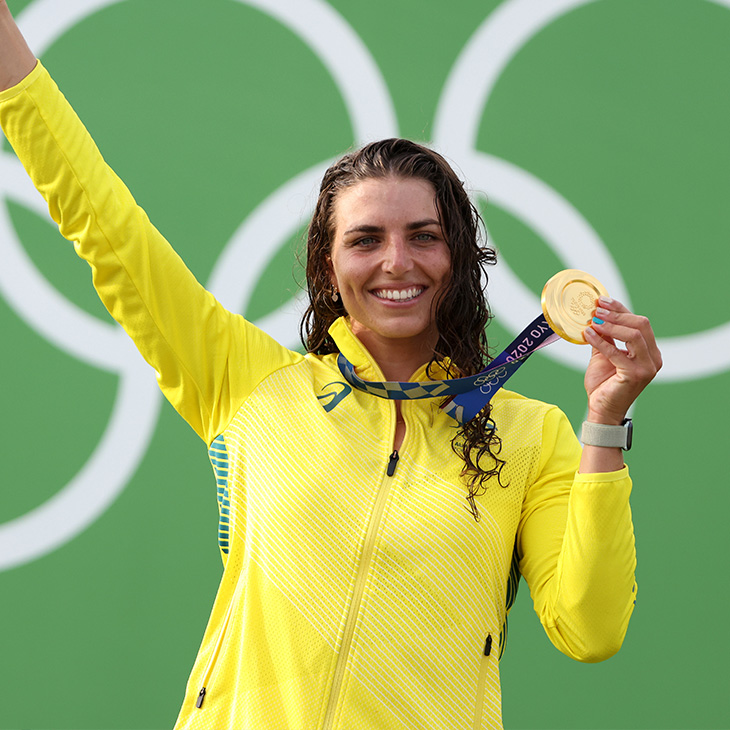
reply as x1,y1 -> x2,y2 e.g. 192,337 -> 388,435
585,322 -> 658,387
589,302 -> 660,373
592,297 -> 663,371
582,297 -> 663,422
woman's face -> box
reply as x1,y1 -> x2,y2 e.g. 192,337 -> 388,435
328,176 -> 451,356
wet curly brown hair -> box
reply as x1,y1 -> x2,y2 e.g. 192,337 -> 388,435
300,138 -> 505,519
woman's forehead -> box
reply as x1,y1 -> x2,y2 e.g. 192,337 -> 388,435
332,177 -> 439,231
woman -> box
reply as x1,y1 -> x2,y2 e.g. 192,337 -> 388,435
0,3 -> 661,728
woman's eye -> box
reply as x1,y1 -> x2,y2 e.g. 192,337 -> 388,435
415,232 -> 436,242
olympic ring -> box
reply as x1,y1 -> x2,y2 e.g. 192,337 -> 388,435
2,0 -> 728,570
434,0 -> 730,381
0,0 -> 397,570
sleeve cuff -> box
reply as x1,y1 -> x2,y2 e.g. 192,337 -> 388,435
573,465 -> 630,484
0,59 -> 43,103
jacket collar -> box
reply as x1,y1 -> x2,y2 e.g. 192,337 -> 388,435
327,316 -> 452,384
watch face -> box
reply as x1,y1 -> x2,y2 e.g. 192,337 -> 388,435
624,418 -> 633,451
541,269 -> 609,344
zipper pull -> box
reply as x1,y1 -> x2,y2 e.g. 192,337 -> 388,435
484,634 -> 493,657
387,450 -> 399,477
196,687 -> 206,708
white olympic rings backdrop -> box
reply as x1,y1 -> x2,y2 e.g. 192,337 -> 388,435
1,0 -> 728,571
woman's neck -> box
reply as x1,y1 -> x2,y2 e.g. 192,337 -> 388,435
351,325 -> 436,382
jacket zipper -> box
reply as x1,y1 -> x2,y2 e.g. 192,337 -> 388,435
321,448 -> 400,729
387,450 -> 399,476
195,597 -> 235,709
472,633 -> 492,729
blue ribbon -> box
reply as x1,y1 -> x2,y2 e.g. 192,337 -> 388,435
337,314 -> 560,424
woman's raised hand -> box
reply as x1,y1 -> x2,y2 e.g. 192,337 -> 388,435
0,1 -> 37,91
583,296 -> 663,425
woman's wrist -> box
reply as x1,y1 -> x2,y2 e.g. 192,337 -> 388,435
585,408 -> 624,426
0,2 -> 37,92
579,407 -> 629,473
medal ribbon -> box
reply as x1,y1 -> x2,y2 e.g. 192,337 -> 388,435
337,314 -> 560,424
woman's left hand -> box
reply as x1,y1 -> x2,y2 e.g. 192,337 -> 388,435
582,296 -> 663,424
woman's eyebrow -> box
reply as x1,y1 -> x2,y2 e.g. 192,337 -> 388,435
406,218 -> 441,230
343,224 -> 384,236
343,219 -> 441,236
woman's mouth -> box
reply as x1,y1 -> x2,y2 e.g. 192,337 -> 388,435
371,286 -> 425,302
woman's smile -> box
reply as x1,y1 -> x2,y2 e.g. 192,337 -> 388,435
371,286 -> 425,302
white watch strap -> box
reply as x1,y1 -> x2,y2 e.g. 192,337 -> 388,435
581,419 -> 633,450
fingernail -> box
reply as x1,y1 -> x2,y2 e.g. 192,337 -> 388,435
592,317 -> 605,325
598,296 -> 613,306
595,307 -> 609,318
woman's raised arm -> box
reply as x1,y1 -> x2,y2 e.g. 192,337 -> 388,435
0,1 -> 36,90
0,4 -> 301,445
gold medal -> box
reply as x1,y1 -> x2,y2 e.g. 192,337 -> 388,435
541,269 -> 609,344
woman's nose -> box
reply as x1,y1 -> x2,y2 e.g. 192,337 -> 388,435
382,238 -> 413,274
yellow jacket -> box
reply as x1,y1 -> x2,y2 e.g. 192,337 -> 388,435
0,62 -> 637,730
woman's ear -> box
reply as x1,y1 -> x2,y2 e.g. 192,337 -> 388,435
326,255 -> 341,303
326,254 -> 337,289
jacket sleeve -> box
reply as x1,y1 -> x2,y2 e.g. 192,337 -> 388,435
0,62 -> 301,445
516,406 -> 637,663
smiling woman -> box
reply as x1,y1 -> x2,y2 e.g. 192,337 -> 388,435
0,2 -> 665,728
303,138 -> 494,373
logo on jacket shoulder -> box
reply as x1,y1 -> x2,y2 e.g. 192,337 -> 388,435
317,381 -> 352,413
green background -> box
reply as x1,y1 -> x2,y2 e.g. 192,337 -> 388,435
1,0 -> 728,728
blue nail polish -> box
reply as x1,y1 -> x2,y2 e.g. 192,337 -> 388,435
592,317 -> 604,325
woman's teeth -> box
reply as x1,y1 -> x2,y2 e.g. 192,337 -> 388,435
374,287 -> 423,302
